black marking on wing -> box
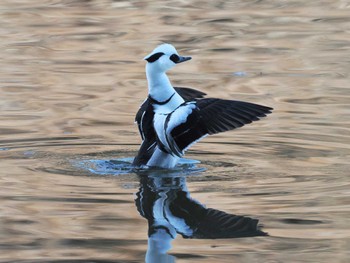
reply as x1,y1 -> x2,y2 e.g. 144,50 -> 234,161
135,99 -> 154,141
132,139 -> 157,166
133,99 -> 157,166
133,87 -> 207,166
170,99 -> 273,154
174,87 -> 206,101
167,105 -> 205,157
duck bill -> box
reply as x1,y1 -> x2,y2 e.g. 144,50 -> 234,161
176,56 -> 192,64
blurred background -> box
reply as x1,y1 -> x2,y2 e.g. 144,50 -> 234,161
0,0 -> 349,262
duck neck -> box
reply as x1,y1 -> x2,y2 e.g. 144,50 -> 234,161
146,64 -> 175,102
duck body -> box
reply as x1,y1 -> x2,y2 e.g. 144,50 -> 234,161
133,44 -> 272,168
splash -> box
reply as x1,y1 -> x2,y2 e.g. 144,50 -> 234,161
74,157 -> 205,176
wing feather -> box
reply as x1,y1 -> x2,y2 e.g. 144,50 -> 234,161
197,99 -> 272,134
168,98 -> 273,154
174,87 -> 206,101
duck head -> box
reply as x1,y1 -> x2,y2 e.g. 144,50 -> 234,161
144,43 -> 191,72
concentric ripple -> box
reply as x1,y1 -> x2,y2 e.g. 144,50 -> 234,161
74,157 -> 205,176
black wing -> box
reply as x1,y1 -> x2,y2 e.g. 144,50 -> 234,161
174,87 -> 206,101
170,99 -> 273,155
169,191 -> 267,239
135,99 -> 154,141
133,99 -> 157,166
196,98 -> 272,134
133,87 -> 207,166
189,208 -> 267,239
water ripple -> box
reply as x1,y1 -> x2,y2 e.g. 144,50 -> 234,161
74,157 -> 205,176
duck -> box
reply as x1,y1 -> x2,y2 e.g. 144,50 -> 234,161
133,43 -> 272,168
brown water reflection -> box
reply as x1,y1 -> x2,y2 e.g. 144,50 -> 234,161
1,0 -> 350,262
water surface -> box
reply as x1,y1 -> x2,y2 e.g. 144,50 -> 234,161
1,0 -> 349,262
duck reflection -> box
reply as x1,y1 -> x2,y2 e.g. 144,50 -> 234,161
135,173 -> 267,262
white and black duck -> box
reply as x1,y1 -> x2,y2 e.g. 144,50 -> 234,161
133,44 -> 273,168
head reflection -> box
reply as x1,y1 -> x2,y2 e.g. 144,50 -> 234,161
135,172 -> 267,262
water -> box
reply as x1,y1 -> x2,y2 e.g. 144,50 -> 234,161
1,0 -> 349,262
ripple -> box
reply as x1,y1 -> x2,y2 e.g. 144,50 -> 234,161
280,218 -> 325,225
283,96 -> 350,105
0,136 -> 81,149
0,128 -> 34,135
74,157 -> 205,176
1,1 -> 350,262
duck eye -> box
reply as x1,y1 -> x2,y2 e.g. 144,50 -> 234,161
170,54 -> 180,63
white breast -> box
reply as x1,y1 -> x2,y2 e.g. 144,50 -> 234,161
153,93 -> 184,114
153,102 -> 196,155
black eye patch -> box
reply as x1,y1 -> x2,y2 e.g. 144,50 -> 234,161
170,54 -> 180,63
145,52 -> 165,63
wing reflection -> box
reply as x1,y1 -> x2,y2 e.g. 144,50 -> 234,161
135,173 -> 267,262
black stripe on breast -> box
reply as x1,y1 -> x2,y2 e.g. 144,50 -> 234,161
148,92 -> 176,105
168,105 -> 207,155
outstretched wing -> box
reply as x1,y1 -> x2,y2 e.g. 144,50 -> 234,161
168,190 -> 267,239
196,98 -> 272,134
167,99 -> 273,156
174,87 -> 206,101
188,208 -> 267,239
133,87 -> 207,166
